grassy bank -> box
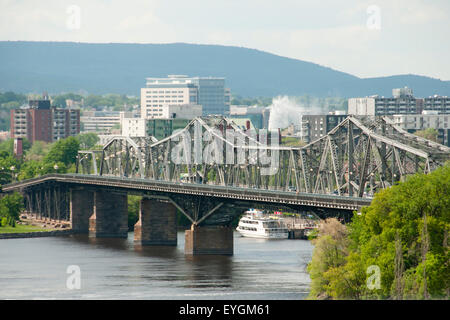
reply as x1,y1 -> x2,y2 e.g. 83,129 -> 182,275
0,224 -> 49,234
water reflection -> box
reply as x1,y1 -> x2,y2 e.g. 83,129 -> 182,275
183,255 -> 233,289
0,231 -> 313,299
134,244 -> 179,260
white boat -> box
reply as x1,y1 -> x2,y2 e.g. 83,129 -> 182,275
236,209 -> 289,239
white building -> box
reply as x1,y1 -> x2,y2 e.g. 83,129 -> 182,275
81,111 -> 133,133
392,111 -> 450,146
140,75 -> 230,118
121,118 -> 147,137
392,112 -> 450,131
160,104 -> 202,119
122,105 -> 201,137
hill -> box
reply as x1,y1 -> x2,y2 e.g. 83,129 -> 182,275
0,41 -> 449,98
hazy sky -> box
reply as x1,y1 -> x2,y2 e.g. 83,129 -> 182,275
1,0 -> 449,80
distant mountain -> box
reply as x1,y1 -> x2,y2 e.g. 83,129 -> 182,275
0,41 -> 449,98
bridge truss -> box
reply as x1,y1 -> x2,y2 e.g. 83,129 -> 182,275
77,116 -> 450,199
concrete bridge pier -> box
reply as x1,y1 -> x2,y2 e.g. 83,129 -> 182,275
184,225 -> 234,255
134,198 -> 177,245
89,190 -> 128,238
70,188 -> 94,233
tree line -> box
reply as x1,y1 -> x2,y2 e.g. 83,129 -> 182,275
0,133 -> 100,228
307,162 -> 450,299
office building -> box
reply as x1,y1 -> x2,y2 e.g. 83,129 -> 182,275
146,118 -> 191,140
141,75 -> 230,118
122,103 -> 201,138
81,111 -> 133,133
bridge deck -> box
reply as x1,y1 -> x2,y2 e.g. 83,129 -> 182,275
2,174 -> 372,211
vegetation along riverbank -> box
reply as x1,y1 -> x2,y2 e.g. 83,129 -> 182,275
307,162 -> 449,300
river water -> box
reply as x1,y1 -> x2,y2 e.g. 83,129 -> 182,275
0,231 -> 313,300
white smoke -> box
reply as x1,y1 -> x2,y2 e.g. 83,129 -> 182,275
267,96 -> 328,131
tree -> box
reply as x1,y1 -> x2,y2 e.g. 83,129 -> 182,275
0,154 -> 20,186
414,128 -> 438,142
0,192 -> 24,227
127,195 -> 141,231
25,140 -> 51,162
44,136 -> 80,166
307,218 -> 350,299
308,162 -> 450,299
76,133 -> 99,150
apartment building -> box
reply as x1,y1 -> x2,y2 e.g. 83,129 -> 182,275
300,113 -> 347,143
10,98 -> 80,143
392,111 -> 450,146
348,87 -> 450,116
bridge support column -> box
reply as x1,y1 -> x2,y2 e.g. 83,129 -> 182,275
184,225 -> 233,255
70,189 -> 94,233
134,199 -> 177,246
89,190 -> 128,238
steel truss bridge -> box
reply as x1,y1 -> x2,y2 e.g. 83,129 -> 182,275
3,115 -> 449,225
78,115 -> 449,197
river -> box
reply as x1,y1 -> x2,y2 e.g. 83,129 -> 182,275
0,231 -> 313,300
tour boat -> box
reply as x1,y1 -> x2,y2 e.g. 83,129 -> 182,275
236,209 -> 289,239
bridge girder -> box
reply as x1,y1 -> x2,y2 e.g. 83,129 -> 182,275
76,116 -> 450,200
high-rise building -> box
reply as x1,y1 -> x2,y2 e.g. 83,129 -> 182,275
348,87 -> 450,116
141,75 -> 230,118
300,113 -> 347,143
10,98 -> 80,144
392,111 -> 450,146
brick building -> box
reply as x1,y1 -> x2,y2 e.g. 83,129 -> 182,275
10,98 -> 80,144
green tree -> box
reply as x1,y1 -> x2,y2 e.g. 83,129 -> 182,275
414,128 -> 439,142
0,154 -> 20,186
127,195 -> 141,231
0,192 -> 24,227
24,140 -> 51,162
308,163 -> 450,300
76,133 -> 99,150
44,136 -> 80,166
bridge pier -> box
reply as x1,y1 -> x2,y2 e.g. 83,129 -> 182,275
184,225 -> 233,255
134,198 -> 177,246
70,189 -> 94,233
89,190 -> 128,238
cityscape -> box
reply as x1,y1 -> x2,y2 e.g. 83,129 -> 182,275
0,0 -> 449,313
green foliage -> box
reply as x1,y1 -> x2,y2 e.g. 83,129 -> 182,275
307,218 -> 349,299
231,95 -> 272,107
127,195 -> 141,231
308,163 -> 450,299
76,133 -> 99,150
0,192 -> 24,227
24,141 -> 51,162
281,136 -> 306,147
44,136 -> 80,166
51,93 -> 84,108
0,153 -> 20,185
84,93 -> 138,111
0,138 -> 31,156
414,128 -> 439,143
0,92 -> 28,131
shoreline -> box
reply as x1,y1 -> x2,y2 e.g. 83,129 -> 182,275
0,213 -> 73,239
0,229 -> 74,239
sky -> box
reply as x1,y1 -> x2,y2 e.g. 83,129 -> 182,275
1,0 -> 449,80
